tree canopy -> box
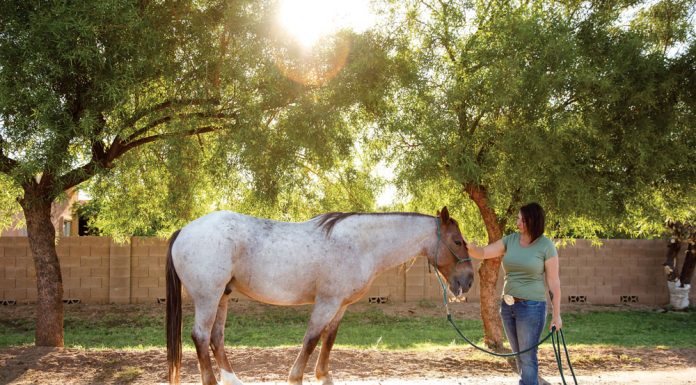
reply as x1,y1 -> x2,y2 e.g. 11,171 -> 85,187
370,0 -> 696,348
374,0 -> 695,241
0,0 -> 392,345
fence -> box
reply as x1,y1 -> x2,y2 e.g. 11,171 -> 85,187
0,236 -> 693,306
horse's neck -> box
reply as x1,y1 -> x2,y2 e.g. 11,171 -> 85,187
347,215 -> 436,273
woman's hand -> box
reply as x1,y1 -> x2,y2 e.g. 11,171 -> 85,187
550,314 -> 563,331
466,239 -> 505,260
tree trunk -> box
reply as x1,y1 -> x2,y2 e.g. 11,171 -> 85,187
465,184 -> 505,350
663,239 -> 681,281
679,244 -> 695,286
19,191 -> 64,347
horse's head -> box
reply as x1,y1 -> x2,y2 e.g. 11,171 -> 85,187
433,206 -> 475,298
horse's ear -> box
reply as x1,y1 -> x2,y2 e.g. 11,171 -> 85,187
440,206 -> 450,223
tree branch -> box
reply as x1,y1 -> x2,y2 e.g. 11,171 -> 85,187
125,110 -> 235,144
58,161 -> 100,192
117,125 -> 225,159
60,123 -> 229,191
419,0 -> 459,66
469,112 -> 484,135
555,95 -> 578,113
476,137 -> 495,165
0,135 -> 19,174
121,98 -> 221,132
437,0 -> 459,65
57,92 -> 230,192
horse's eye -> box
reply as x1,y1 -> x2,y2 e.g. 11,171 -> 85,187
454,240 -> 462,246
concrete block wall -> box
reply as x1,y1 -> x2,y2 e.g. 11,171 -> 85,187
365,256 -> 504,303
109,240 -> 132,304
0,236 -> 694,306
58,237 -> 112,303
560,239 -> 674,305
0,237 -> 34,303
0,236 -> 113,303
130,237 -> 168,304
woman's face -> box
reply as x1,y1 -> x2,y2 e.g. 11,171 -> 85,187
516,212 -> 526,233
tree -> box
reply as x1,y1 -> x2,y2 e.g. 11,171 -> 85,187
664,220 -> 695,285
376,0 -> 696,349
0,0 -> 391,346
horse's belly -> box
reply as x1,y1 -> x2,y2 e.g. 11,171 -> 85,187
231,277 -> 315,306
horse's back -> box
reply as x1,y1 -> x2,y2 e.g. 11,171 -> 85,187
170,211 -> 378,306
170,212 -> 320,301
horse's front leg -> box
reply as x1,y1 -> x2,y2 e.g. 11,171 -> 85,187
314,306 -> 347,385
288,299 -> 343,385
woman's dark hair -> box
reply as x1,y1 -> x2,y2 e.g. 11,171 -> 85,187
520,202 -> 545,242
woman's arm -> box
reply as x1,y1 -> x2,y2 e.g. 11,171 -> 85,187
466,239 -> 505,260
545,256 -> 562,330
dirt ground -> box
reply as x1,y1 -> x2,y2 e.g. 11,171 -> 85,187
1,302 -> 695,385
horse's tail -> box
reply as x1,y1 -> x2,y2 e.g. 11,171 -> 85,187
166,229 -> 182,384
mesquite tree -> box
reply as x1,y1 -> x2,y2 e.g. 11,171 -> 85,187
0,0 -> 390,346
376,0 -> 696,349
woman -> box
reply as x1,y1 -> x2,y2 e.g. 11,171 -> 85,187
466,202 -> 562,385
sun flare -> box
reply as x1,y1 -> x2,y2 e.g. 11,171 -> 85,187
276,0 -> 376,48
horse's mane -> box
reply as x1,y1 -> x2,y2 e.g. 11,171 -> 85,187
314,212 -> 433,237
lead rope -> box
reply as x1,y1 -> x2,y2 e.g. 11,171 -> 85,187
432,218 -> 578,384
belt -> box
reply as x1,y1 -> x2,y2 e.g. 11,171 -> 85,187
502,294 -> 528,305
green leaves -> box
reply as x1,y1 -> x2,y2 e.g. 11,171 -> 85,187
375,0 -> 696,240
631,0 -> 694,54
0,174 -> 22,231
1,0 -> 398,235
2,0 -> 692,240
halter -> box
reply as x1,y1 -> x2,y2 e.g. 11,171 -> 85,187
433,217 -> 472,268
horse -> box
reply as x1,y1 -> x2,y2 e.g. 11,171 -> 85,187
166,206 -> 474,385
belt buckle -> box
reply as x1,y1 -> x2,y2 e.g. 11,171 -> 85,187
503,294 -> 515,306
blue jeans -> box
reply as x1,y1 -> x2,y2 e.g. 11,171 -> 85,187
500,300 -> 547,385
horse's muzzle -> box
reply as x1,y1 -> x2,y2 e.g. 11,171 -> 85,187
450,274 -> 474,297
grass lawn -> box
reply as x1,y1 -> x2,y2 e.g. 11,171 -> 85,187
1,303 -> 694,351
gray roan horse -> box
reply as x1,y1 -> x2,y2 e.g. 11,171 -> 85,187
166,207 -> 474,385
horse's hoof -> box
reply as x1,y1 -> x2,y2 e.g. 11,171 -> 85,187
317,375 -> 334,385
220,369 -> 244,385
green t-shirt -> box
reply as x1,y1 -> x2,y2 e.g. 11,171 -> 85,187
501,232 -> 558,301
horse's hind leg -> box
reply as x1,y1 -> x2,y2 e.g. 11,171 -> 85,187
315,306 -> 347,385
211,292 -> 232,372
288,299 -> 343,385
191,296 -> 223,385
212,289 -> 244,385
